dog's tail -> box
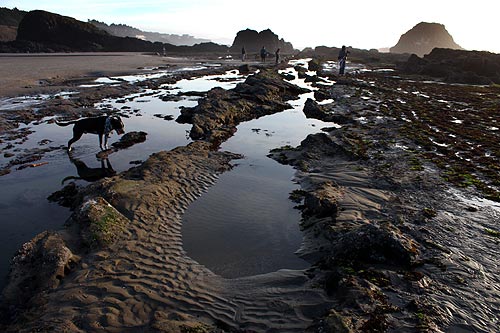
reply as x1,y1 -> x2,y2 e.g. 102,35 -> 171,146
55,119 -> 77,127
61,176 -> 80,184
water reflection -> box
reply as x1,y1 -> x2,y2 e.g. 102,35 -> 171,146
182,65 -> 334,278
62,156 -> 115,184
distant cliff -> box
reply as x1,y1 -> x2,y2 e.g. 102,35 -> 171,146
390,22 -> 462,57
229,29 -> 295,54
1,10 -> 228,53
16,10 -> 117,50
0,7 -> 26,26
89,20 -> 210,46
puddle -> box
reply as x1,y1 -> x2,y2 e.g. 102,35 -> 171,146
81,64 -> 219,87
182,68 -> 335,278
0,91 -> 75,111
168,70 -> 244,92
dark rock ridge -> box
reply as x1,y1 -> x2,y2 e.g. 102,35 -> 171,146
229,28 -> 294,54
390,22 -> 462,57
297,45 -> 410,68
178,68 -> 309,144
1,10 -> 228,53
402,48 -> 500,84
89,20 -> 210,46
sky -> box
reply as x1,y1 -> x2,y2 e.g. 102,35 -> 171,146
2,0 -> 499,53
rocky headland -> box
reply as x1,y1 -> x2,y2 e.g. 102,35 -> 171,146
0,10 -> 228,54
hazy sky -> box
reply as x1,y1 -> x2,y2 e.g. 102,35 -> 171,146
2,0 -> 499,53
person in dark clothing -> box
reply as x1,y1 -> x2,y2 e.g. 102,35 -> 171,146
260,46 -> 267,62
338,45 -> 349,75
241,46 -> 246,62
275,48 -> 280,64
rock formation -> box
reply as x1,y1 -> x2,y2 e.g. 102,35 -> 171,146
178,69 -> 309,144
229,28 -> 295,54
401,48 -> 500,84
390,22 -> 462,57
2,10 -> 228,53
16,10 -> 117,51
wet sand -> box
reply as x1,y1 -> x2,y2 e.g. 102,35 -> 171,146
0,52 -> 240,97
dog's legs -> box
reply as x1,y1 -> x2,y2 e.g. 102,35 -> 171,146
104,134 -> 109,150
68,132 -> 83,151
99,134 -> 104,150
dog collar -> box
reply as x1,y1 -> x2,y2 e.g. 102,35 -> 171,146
104,116 -> 113,135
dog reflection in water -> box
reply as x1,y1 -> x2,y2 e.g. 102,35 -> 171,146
62,156 -> 116,184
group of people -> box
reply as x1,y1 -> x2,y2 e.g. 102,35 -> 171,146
240,44 -> 350,75
240,46 -> 281,64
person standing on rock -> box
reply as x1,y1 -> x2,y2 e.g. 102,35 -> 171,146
338,45 -> 350,75
260,46 -> 267,62
275,48 -> 280,64
241,46 -> 246,62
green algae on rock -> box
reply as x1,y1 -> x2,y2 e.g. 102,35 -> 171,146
76,197 -> 131,248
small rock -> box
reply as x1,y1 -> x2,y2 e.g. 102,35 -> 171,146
111,131 -> 147,149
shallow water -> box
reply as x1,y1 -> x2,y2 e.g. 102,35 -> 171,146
182,70 -> 334,278
0,69 -> 242,288
0,91 -> 75,110
0,63 -> 330,288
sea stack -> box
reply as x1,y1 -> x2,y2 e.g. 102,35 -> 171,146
229,28 -> 295,54
390,22 -> 462,57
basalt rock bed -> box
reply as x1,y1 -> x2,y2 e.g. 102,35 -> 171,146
177,68 -> 309,144
270,68 -> 500,331
1,60 -> 499,332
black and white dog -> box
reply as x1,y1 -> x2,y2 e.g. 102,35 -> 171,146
56,115 -> 125,151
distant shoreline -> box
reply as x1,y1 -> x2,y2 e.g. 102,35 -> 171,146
0,52 -> 154,57
0,53 -> 239,97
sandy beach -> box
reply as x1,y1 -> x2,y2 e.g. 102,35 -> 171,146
0,52 -> 239,97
